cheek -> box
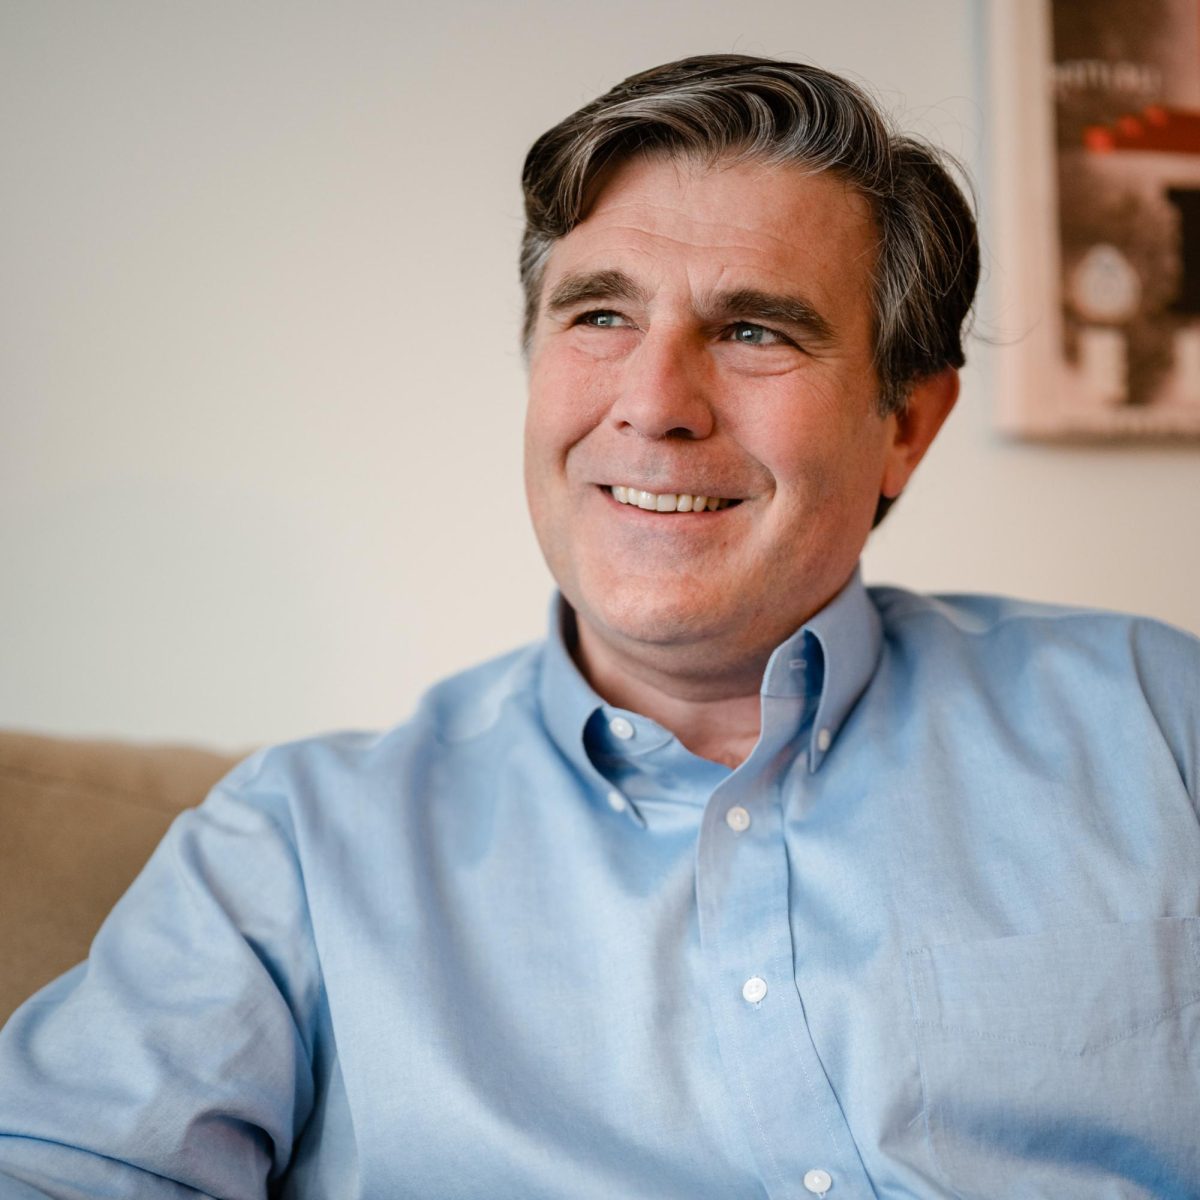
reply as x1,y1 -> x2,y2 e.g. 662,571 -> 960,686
525,354 -> 610,465
755,411 -> 889,515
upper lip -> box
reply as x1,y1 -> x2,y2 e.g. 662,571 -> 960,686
604,482 -> 743,500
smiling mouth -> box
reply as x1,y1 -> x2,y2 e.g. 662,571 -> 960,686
604,485 -> 742,513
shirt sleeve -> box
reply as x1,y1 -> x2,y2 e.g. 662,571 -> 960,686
0,751 -> 322,1199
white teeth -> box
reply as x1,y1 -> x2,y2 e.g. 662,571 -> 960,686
609,486 -> 733,511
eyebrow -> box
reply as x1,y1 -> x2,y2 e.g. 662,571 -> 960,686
544,271 -> 837,347
544,269 -> 648,313
702,288 -> 836,346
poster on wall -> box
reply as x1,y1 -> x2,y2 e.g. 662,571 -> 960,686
991,0 -> 1200,439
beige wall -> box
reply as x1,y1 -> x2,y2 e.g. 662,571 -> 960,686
1,1 -> 1196,748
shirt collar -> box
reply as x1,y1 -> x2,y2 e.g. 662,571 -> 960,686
789,566 -> 882,771
538,596 -> 651,824
538,593 -> 607,774
537,566 -> 882,785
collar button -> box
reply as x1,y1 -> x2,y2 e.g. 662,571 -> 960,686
608,716 -> 635,740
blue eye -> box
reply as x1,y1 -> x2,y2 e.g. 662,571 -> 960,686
582,311 -> 627,328
731,323 -> 777,345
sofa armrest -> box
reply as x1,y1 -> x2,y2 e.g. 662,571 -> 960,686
0,731 -> 239,1025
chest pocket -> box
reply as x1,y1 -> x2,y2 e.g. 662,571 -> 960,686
905,917 -> 1200,1200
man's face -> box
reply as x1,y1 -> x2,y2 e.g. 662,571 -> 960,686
524,154 -> 929,679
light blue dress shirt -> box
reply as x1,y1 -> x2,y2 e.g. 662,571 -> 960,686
1,571 -> 1198,1199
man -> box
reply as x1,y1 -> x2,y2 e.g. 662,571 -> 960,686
1,54 -> 1197,1199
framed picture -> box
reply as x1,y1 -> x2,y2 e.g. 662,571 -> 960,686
990,0 -> 1200,439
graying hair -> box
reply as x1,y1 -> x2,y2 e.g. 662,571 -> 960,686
519,54 -> 979,417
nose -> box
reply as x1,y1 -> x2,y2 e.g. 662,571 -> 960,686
607,325 -> 715,440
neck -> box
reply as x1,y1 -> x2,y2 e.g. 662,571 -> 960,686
570,617 -> 766,768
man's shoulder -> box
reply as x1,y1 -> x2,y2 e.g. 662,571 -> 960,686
222,638 -> 550,795
868,583 -> 1198,652
865,584 -> 1199,801
865,584 -> 1199,747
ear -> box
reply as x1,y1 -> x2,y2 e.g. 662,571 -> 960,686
880,368 -> 959,499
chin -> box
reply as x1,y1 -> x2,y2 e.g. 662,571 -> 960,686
577,583 -> 729,651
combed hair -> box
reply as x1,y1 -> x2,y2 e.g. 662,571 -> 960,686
519,54 -> 979,417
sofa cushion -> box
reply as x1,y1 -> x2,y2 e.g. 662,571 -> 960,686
0,731 -> 238,1025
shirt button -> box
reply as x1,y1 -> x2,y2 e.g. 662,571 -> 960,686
725,805 -> 751,833
609,716 -> 635,740
606,790 -> 627,812
816,727 -> 832,752
742,975 -> 767,1004
803,1168 -> 833,1196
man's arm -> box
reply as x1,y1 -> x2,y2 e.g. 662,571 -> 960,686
0,752 -> 321,1197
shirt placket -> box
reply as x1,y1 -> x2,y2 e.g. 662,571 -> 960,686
696,699 -> 875,1200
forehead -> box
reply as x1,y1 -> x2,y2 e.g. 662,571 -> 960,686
542,153 -> 879,317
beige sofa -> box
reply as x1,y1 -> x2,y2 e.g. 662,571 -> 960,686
0,731 -> 238,1025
